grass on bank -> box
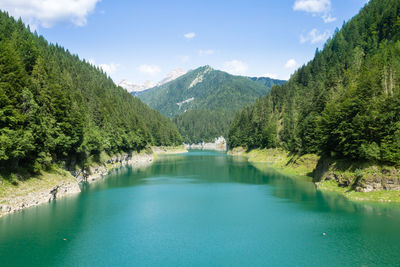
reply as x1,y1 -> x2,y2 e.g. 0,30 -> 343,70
229,147 -> 319,178
318,179 -> 400,202
0,168 -> 76,204
151,145 -> 188,155
229,147 -> 400,203
0,148 -> 154,202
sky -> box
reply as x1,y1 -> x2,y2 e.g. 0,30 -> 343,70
0,0 -> 368,84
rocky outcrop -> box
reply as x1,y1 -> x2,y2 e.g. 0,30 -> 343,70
314,157 -> 400,192
185,136 -> 227,151
0,180 -> 80,217
71,152 -> 154,184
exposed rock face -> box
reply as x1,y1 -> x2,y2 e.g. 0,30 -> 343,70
71,152 -> 154,184
314,157 -> 400,192
0,152 -> 155,218
185,136 -> 227,151
0,180 -> 81,217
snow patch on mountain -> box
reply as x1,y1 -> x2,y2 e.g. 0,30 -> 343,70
118,68 -> 187,94
118,80 -> 155,93
158,68 -> 186,86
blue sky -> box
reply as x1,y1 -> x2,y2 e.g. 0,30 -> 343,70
1,0 -> 368,84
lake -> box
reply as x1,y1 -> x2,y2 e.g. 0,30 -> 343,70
1,151 -> 400,266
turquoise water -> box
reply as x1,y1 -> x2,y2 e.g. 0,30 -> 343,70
1,151 -> 400,266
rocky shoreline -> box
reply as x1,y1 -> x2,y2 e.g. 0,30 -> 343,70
0,152 -> 155,218
0,179 -> 80,217
71,152 -> 154,184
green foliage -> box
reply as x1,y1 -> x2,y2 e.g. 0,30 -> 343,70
173,109 -> 234,143
139,66 -> 284,142
249,77 -> 286,88
139,66 -> 274,118
0,12 -> 182,174
228,0 -> 400,166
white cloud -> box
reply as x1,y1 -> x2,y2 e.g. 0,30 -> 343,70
137,64 -> 161,75
184,32 -> 196,39
222,60 -> 248,75
293,0 -> 330,13
99,63 -> 120,75
300,29 -> 330,44
262,73 -> 279,79
285,59 -> 297,69
0,0 -> 100,28
199,49 -> 214,56
293,0 -> 336,23
322,14 -> 336,23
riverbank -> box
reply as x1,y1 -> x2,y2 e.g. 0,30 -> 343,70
228,147 -> 318,178
0,147 -> 172,217
0,169 -> 80,217
228,147 -> 400,203
151,145 -> 188,155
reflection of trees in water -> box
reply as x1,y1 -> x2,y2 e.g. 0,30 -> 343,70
91,153 -> 400,220
246,160 -> 400,220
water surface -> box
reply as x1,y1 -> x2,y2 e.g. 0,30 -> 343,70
1,151 -> 400,266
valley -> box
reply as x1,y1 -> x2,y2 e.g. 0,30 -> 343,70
0,0 -> 400,265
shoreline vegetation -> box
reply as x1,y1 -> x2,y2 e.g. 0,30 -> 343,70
0,146 -> 187,218
228,147 -> 400,203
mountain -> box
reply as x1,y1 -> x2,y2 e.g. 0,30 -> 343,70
118,80 -> 155,95
229,0 -> 400,166
118,68 -> 186,95
0,12 -> 182,174
138,66 -> 284,143
249,77 -> 286,88
139,65 -> 275,117
157,68 -> 187,86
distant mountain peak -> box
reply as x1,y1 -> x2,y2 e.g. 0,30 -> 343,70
119,68 -> 187,94
118,80 -> 156,93
158,68 -> 187,86
188,66 -> 212,88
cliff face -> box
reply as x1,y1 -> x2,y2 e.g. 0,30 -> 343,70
0,152 -> 155,218
184,137 -> 227,151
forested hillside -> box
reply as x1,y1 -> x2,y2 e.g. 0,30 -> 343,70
172,109 -> 233,143
139,66 -> 284,143
249,77 -> 286,88
139,66 -> 272,117
229,0 -> 400,166
0,12 -> 182,174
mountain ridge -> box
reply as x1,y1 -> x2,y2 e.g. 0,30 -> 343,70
118,68 -> 186,95
138,65 -> 283,117
138,65 -> 285,143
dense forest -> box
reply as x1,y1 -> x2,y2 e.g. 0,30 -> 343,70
173,109 -> 234,143
228,0 -> 400,166
140,66 -> 284,143
0,11 -> 182,174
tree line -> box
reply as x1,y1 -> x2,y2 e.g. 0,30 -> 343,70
0,11 -> 182,175
228,0 -> 400,166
